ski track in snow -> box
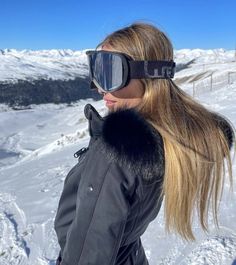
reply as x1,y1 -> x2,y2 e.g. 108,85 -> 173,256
0,193 -> 30,265
0,193 -> 60,265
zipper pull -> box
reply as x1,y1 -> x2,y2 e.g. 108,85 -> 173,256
74,147 -> 88,159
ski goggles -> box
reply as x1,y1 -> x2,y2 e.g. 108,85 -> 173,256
86,50 -> 176,93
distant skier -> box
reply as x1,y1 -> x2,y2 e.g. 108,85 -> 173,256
54,22 -> 235,265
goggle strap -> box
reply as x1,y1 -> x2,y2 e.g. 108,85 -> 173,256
129,60 -> 176,79
90,80 -> 97,89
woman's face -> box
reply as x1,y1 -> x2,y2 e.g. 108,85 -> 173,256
99,46 -> 144,112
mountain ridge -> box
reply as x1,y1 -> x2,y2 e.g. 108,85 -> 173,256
0,48 -> 235,83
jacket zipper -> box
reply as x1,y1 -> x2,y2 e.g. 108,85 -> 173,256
74,147 -> 89,159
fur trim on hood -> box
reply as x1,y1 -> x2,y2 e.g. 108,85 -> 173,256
84,104 -> 165,182
102,108 -> 165,182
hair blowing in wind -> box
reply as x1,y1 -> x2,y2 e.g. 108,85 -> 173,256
99,22 -> 236,241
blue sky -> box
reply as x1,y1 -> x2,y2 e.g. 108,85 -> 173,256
0,0 -> 235,51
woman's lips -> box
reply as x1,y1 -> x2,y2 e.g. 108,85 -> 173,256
103,97 -> 116,107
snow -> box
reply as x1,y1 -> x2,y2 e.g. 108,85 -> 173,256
174,48 -> 235,64
0,49 -> 89,83
0,49 -> 236,264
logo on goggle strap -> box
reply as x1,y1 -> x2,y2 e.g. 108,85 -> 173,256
144,61 -> 175,79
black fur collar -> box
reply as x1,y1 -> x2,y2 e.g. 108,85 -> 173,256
84,104 -> 165,181
84,104 -> 234,181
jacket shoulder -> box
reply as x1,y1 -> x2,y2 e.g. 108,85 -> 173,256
212,112 -> 235,149
101,108 -> 165,182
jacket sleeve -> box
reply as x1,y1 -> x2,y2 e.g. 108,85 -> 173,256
61,159 -> 132,265
54,149 -> 89,254
54,162 -> 83,254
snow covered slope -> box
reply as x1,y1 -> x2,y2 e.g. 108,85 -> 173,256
0,49 -> 88,83
0,50 -> 236,265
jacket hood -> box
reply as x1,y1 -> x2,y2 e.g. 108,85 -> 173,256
84,104 -> 165,181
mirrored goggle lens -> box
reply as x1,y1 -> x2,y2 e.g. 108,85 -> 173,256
90,52 -> 123,92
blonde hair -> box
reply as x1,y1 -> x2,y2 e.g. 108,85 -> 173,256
100,22 -> 235,240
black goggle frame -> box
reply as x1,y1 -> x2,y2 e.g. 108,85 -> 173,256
86,50 -> 176,93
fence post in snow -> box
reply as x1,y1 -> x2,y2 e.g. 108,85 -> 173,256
227,72 -> 236,85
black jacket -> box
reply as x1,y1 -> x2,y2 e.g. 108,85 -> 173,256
54,104 -> 234,265
54,104 -> 164,265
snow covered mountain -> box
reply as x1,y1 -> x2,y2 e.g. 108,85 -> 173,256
0,49 -> 236,265
0,48 -> 235,83
1,48 -> 235,106
0,49 -> 101,106
0,49 -> 88,83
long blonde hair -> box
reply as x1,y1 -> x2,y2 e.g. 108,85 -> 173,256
99,22 -> 235,240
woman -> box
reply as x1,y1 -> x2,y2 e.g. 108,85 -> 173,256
54,23 -> 235,265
